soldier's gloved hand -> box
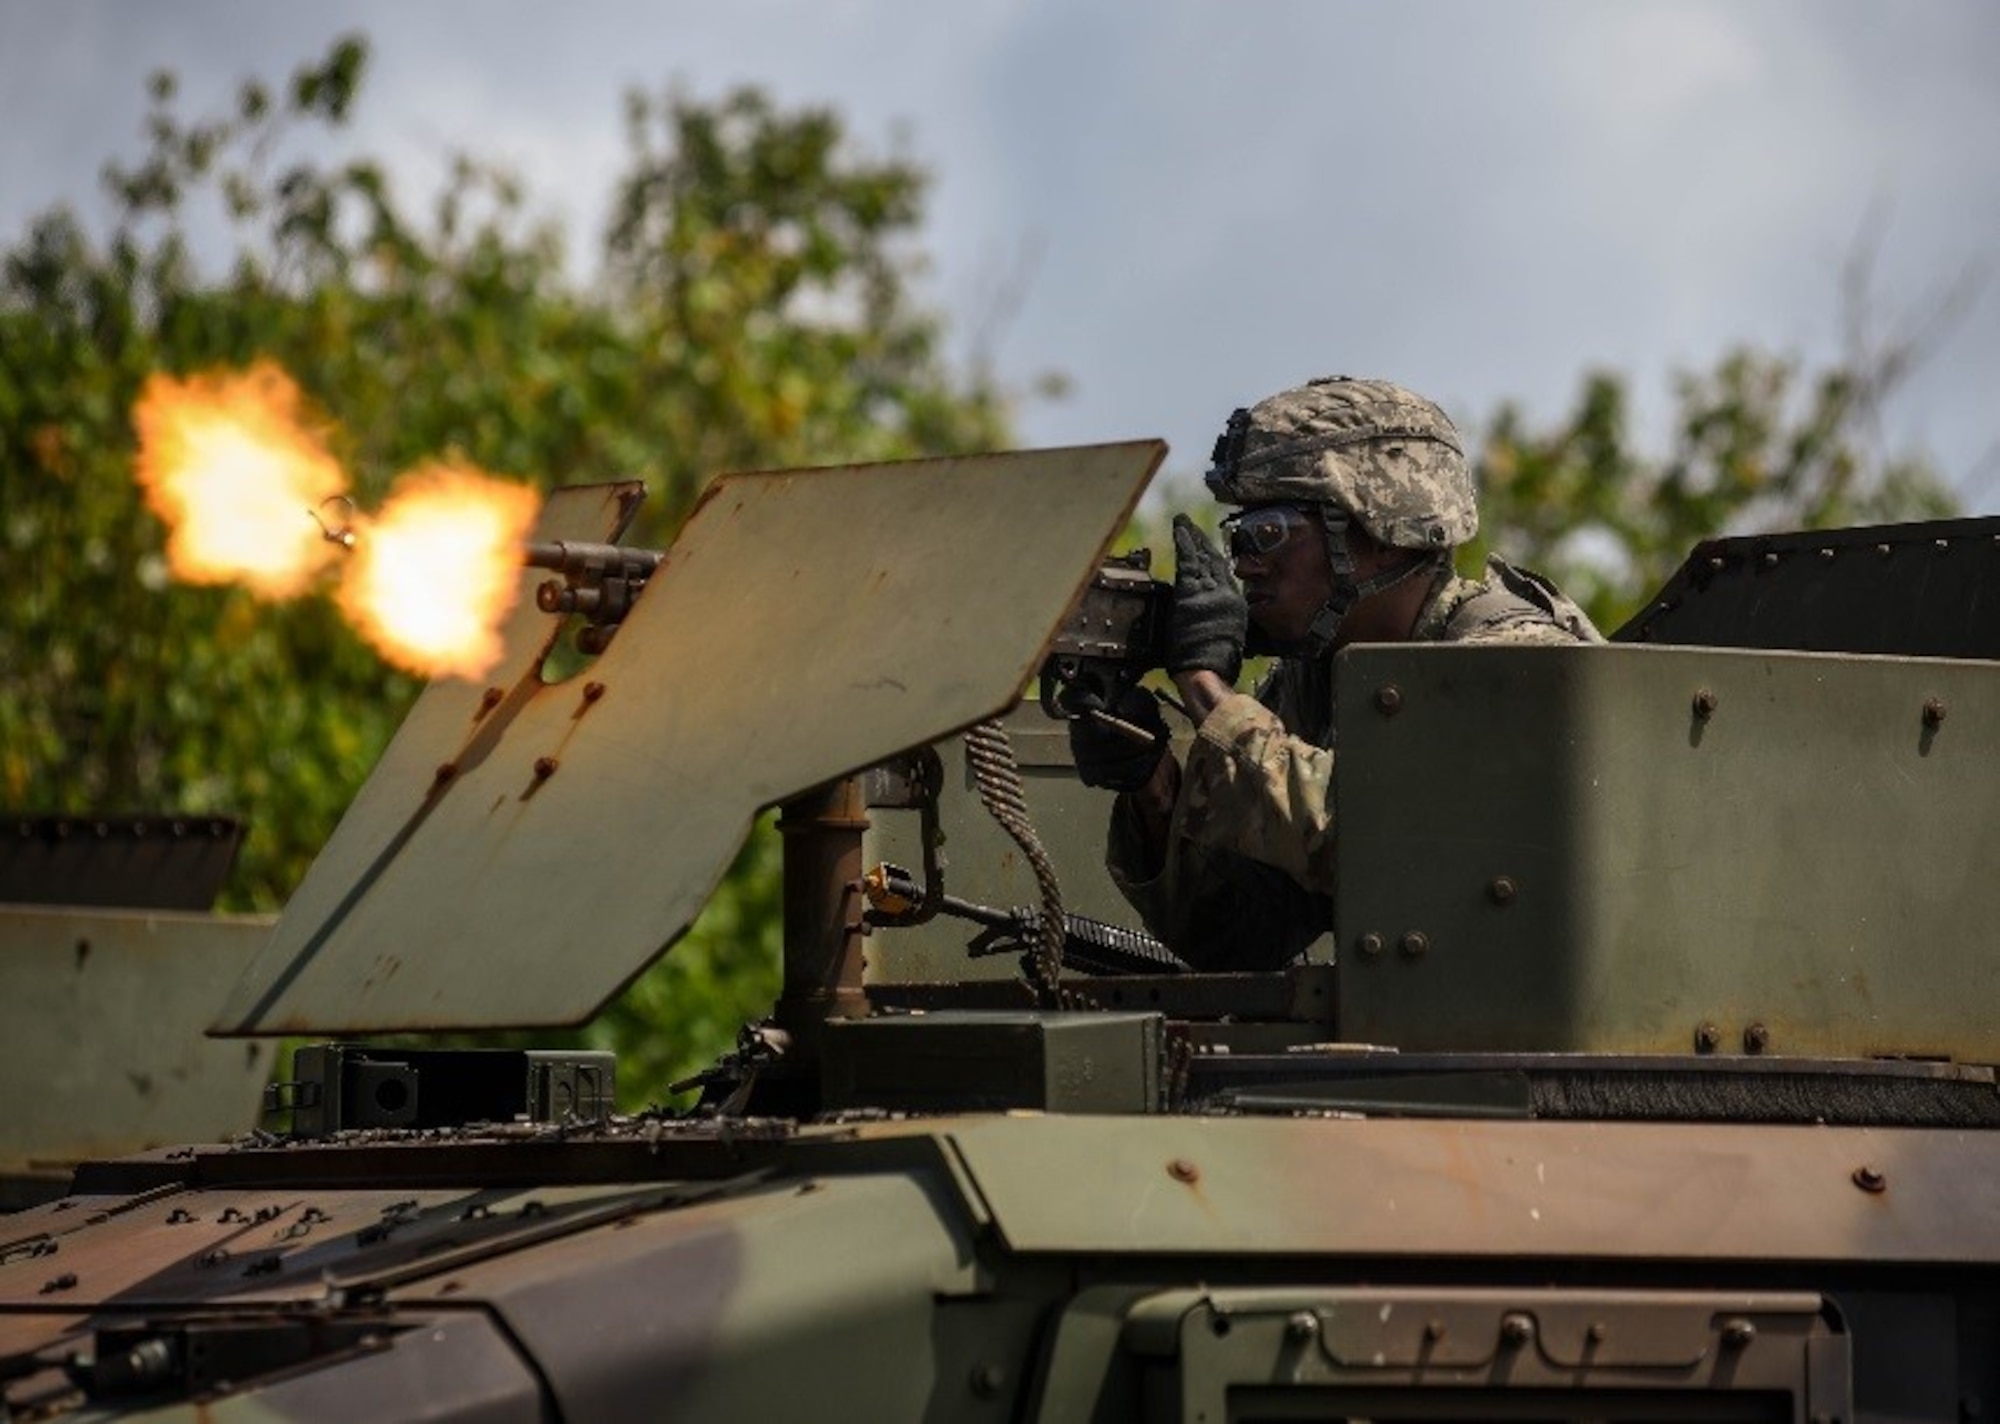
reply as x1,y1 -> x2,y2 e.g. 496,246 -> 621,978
1067,683 -> 1170,792
1169,514 -> 1247,684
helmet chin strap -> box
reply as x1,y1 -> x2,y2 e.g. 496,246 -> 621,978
1291,506 -> 1442,658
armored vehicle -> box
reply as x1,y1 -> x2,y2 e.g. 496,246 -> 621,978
3,444 -> 1998,1421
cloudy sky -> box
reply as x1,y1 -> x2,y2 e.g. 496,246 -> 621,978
6,1 -> 1997,512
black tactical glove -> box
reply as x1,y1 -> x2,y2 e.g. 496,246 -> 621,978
1067,683 -> 1170,792
1169,514 -> 1247,684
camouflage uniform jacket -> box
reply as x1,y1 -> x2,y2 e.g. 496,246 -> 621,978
1107,555 -> 1601,970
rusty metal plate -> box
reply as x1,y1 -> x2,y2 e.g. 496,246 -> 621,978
945,1113 -> 2000,1264
0,1184 -> 667,1316
0,909 -> 274,1187
215,446 -> 1162,1034
1334,643 -> 2000,1059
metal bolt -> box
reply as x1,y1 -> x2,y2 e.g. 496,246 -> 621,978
1499,1313 -> 1534,1347
1692,688 -> 1719,718
1375,684 -> 1404,716
582,681 -> 606,704
1853,1164 -> 1888,1194
1357,932 -> 1385,958
1762,552 -> 1779,568
432,763 -> 457,787
969,1363 -> 1006,1399
1721,1318 -> 1757,1348
1423,1319 -> 1447,1343
1818,547 -> 1835,561
1585,1321 -> 1607,1345
1399,930 -> 1430,959
1488,876 -> 1517,906
1168,1158 -> 1200,1184
1877,542 -> 1893,558
1924,699 -> 1948,728
1743,1022 -> 1770,1054
532,756 -> 558,781
1285,1311 -> 1319,1343
1694,1022 -> 1721,1053
122,1339 -> 174,1383
476,686 -> 503,716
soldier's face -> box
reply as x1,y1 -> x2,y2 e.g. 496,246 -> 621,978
1228,504 -> 1332,645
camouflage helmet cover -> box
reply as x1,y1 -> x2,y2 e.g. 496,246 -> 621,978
1204,376 -> 1477,550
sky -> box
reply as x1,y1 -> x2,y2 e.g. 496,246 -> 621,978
5,0 -> 1998,513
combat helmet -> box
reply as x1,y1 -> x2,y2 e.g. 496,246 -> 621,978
1204,376 -> 1476,551
1206,376 -> 1475,655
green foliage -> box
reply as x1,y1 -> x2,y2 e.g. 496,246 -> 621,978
1466,352 -> 1959,632
3,38 -> 1011,1102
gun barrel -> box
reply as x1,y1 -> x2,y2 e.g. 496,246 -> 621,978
523,540 -> 667,635
521,540 -> 666,579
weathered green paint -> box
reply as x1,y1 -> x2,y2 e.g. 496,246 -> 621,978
216,444 -> 1163,1035
13,494 -> 2000,1418
0,908 -> 273,1194
942,1112 -> 2000,1264
1336,642 -> 2000,1058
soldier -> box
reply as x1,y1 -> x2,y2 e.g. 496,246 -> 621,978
1070,376 -> 1601,971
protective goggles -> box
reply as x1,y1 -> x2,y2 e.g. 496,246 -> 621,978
1221,504 -> 1315,560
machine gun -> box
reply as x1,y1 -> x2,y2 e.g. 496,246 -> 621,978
526,538 -> 1174,710
1037,550 -> 1173,729
527,532 -> 1183,729
522,539 -> 667,654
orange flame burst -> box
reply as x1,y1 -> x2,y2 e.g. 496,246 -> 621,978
133,363 -> 347,597
339,462 -> 542,680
